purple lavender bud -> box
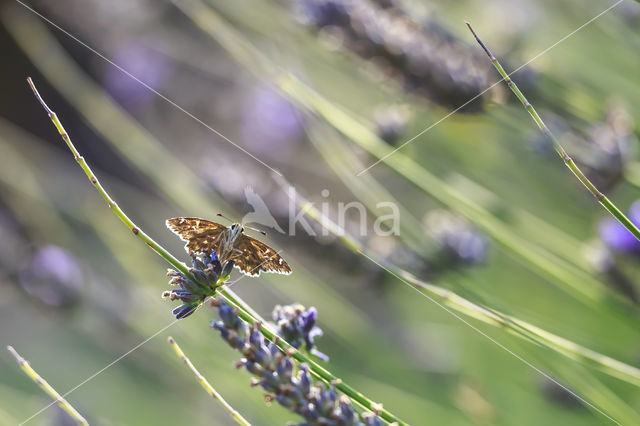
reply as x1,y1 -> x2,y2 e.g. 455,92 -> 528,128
269,343 -> 281,358
260,371 -> 281,391
228,332 -> 246,350
191,254 -> 207,271
326,387 -> 337,406
314,385 -> 335,415
219,303 -> 240,329
249,329 -> 264,347
363,413 -> 383,426
276,357 -> 295,383
338,399 -> 357,423
178,277 -> 202,294
170,289 -> 200,304
221,260 -> 234,281
302,307 -> 317,333
276,394 -> 298,409
173,303 -> 198,319
283,385 -> 306,405
212,321 -> 231,341
297,365 -> 313,396
310,349 -> 329,362
207,251 -> 223,276
243,361 -> 265,377
599,218 -> 640,253
252,345 -> 270,366
301,403 -> 321,422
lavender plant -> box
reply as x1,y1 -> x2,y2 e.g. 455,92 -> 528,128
7,346 -> 88,426
26,78 -> 407,425
163,251 -> 234,319
170,0 -> 629,306
276,178 -> 640,389
423,210 -> 489,273
272,304 -> 328,362
599,200 -> 640,255
7,2 -> 640,422
168,336 -> 251,426
211,299 -> 382,426
466,23 -> 640,244
97,2 -> 640,397
295,0 -> 492,109
530,104 -> 636,192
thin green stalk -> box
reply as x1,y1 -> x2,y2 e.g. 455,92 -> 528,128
169,0 -> 630,309
7,346 -> 89,426
279,75 -> 618,305
26,79 -> 406,425
168,337 -> 251,426
26,78 -> 192,280
2,5 -> 229,215
272,174 -> 640,388
151,0 -> 587,274
466,22 -> 640,243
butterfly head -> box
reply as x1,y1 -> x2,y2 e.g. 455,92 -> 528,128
229,223 -> 244,239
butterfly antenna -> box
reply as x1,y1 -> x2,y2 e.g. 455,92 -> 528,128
245,225 -> 268,237
216,213 -> 233,223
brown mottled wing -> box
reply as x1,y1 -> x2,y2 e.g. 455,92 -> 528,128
166,217 -> 226,254
233,235 -> 292,277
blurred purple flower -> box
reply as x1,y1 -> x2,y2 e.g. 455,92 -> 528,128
241,87 -> 303,156
599,200 -> 640,253
424,210 -> 489,270
19,245 -> 83,308
102,44 -> 173,105
33,245 -> 82,283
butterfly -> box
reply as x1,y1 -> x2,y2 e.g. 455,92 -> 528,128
166,217 -> 292,277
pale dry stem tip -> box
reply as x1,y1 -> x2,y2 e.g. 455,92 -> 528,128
26,77 -> 54,116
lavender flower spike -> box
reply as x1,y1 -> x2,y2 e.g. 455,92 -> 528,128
162,251 -> 234,319
272,304 -> 328,361
210,298 -> 380,425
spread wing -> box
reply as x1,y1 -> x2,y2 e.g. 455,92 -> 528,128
166,217 -> 226,254
233,235 -> 292,277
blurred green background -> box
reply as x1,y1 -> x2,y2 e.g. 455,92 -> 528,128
1,0 -> 640,425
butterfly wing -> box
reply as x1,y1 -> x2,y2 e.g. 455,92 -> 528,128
233,235 -> 292,277
166,217 -> 227,254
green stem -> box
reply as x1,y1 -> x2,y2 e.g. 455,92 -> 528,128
466,22 -> 640,243
273,175 -> 640,388
168,337 -> 251,426
7,346 -> 89,425
27,78 -> 406,425
26,78 -> 190,279
170,0 -> 628,308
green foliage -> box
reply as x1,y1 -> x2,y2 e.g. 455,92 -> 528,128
2,0 -> 640,425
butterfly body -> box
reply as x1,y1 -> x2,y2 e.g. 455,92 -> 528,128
166,217 -> 291,277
